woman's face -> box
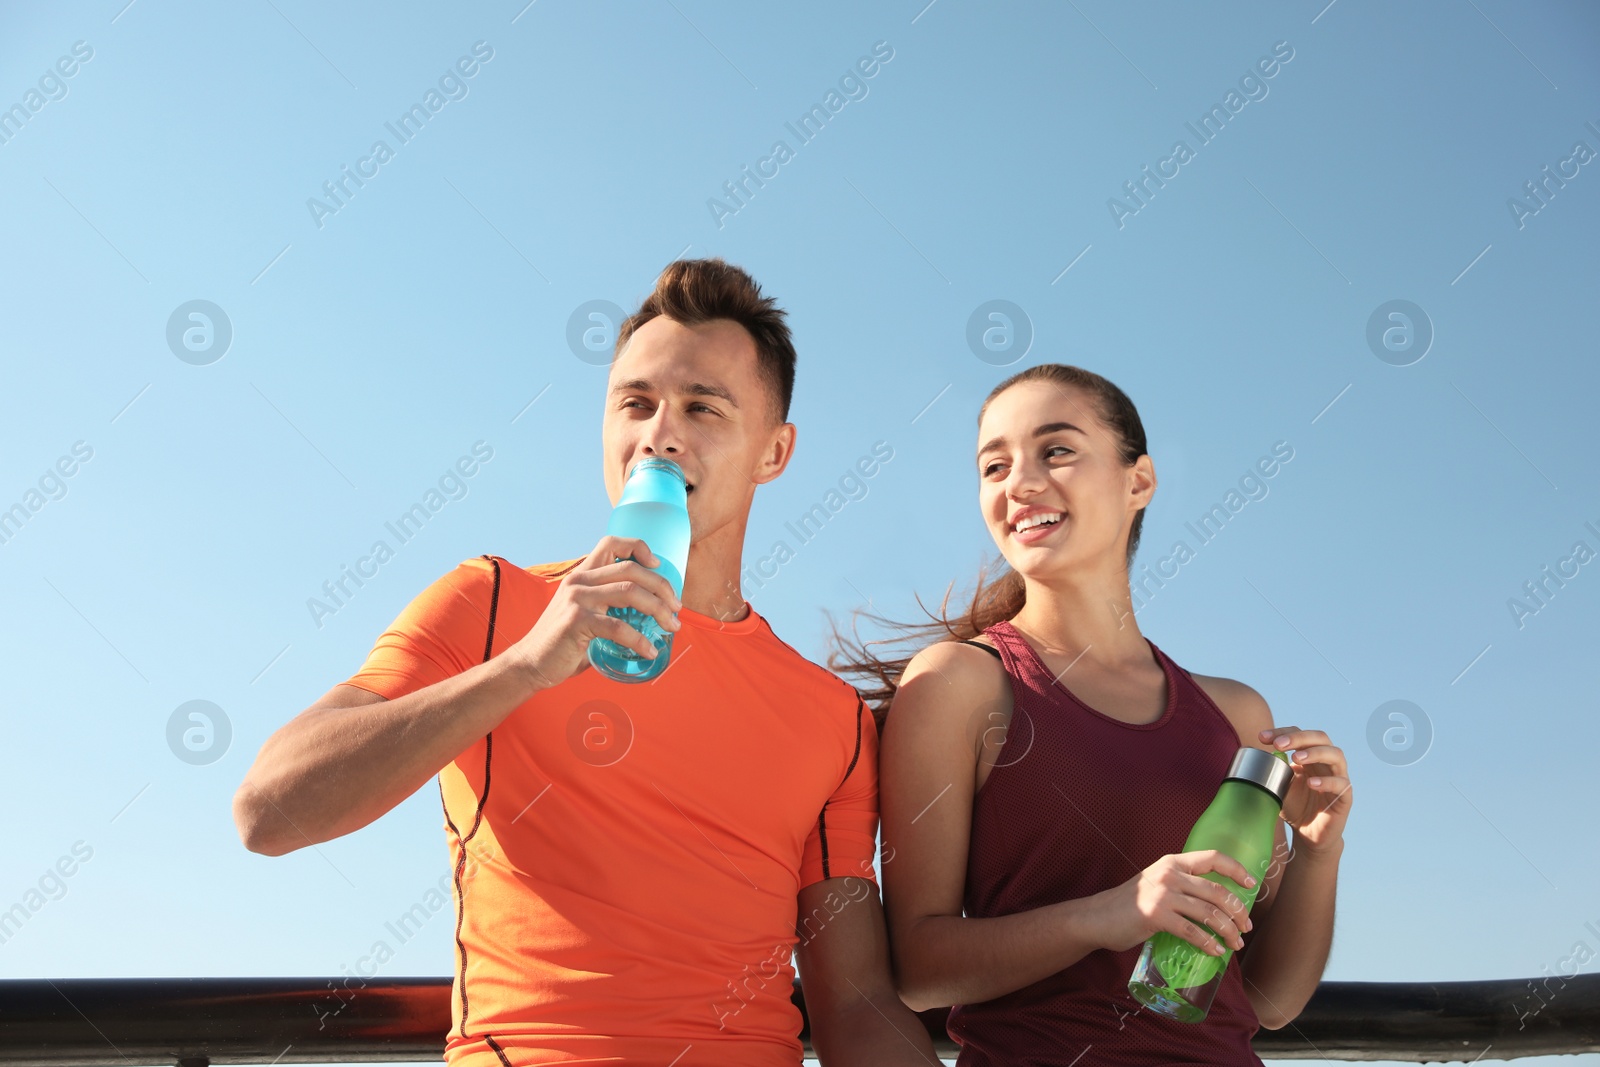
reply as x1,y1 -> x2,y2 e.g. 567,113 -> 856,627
975,380 -> 1152,580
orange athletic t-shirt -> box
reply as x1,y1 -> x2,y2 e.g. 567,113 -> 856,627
344,555 -> 879,1067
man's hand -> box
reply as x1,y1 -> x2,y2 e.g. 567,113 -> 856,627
504,535 -> 682,689
794,876 -> 940,1067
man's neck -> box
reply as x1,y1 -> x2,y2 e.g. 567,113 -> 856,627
679,533 -> 751,623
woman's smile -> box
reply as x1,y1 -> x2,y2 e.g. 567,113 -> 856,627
1011,514 -> 1064,544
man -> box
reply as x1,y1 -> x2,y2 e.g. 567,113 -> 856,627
233,259 -> 938,1067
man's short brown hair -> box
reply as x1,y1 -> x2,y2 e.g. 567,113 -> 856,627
615,258 -> 796,424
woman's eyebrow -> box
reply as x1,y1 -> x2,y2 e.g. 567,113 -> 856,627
977,421 -> 1085,457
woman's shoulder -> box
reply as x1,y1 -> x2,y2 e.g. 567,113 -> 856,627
906,635 -> 1009,683
1182,669 -> 1275,742
889,637 -> 1012,730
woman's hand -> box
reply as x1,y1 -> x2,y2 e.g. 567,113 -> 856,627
1259,726 -> 1351,857
1094,850 -> 1258,958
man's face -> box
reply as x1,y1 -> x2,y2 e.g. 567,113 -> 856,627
602,315 -> 791,545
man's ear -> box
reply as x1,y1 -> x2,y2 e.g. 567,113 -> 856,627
755,422 -> 797,486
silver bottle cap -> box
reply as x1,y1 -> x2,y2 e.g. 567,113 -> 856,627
1226,746 -> 1294,803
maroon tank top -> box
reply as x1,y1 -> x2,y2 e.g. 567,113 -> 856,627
944,620 -> 1263,1067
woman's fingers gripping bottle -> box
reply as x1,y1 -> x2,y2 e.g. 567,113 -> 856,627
586,458 -> 690,683
1127,747 -> 1293,1022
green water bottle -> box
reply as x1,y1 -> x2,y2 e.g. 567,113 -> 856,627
1127,746 -> 1292,1022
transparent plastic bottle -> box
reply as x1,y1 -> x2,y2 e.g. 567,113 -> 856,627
1127,747 -> 1293,1022
585,458 -> 690,683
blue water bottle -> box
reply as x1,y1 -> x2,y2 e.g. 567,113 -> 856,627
586,458 -> 690,683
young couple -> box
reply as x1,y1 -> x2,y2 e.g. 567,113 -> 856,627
234,258 -> 1350,1067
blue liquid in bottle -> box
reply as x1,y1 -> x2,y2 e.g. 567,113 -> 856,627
586,458 -> 690,683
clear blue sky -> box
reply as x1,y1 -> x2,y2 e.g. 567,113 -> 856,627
3,2 -> 1597,1065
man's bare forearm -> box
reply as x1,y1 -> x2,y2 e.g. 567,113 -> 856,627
235,655 -> 544,855
815,994 -> 941,1067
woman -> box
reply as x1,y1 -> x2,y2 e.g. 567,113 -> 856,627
830,364 -> 1350,1065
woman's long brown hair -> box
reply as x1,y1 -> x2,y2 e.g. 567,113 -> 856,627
826,363 -> 1150,727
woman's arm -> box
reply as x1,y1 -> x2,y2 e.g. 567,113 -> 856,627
1240,722 -> 1350,1027
879,642 -> 1106,1010
1239,830 -> 1342,1028
1198,678 -> 1352,1029
880,643 -> 1258,1012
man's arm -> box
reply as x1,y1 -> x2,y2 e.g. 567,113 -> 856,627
793,876 -> 941,1067
233,538 -> 682,856
232,659 -> 541,856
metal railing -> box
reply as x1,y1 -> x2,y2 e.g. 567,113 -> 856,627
2,975 -> 1597,1063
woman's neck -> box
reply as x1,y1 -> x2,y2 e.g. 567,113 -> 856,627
1007,570 -> 1146,665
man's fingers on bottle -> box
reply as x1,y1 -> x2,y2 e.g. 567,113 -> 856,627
592,557 -> 677,612
592,536 -> 659,568
601,616 -> 658,658
623,558 -> 680,610
615,536 -> 659,567
601,580 -> 677,628
615,576 -> 681,627
586,537 -> 625,568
